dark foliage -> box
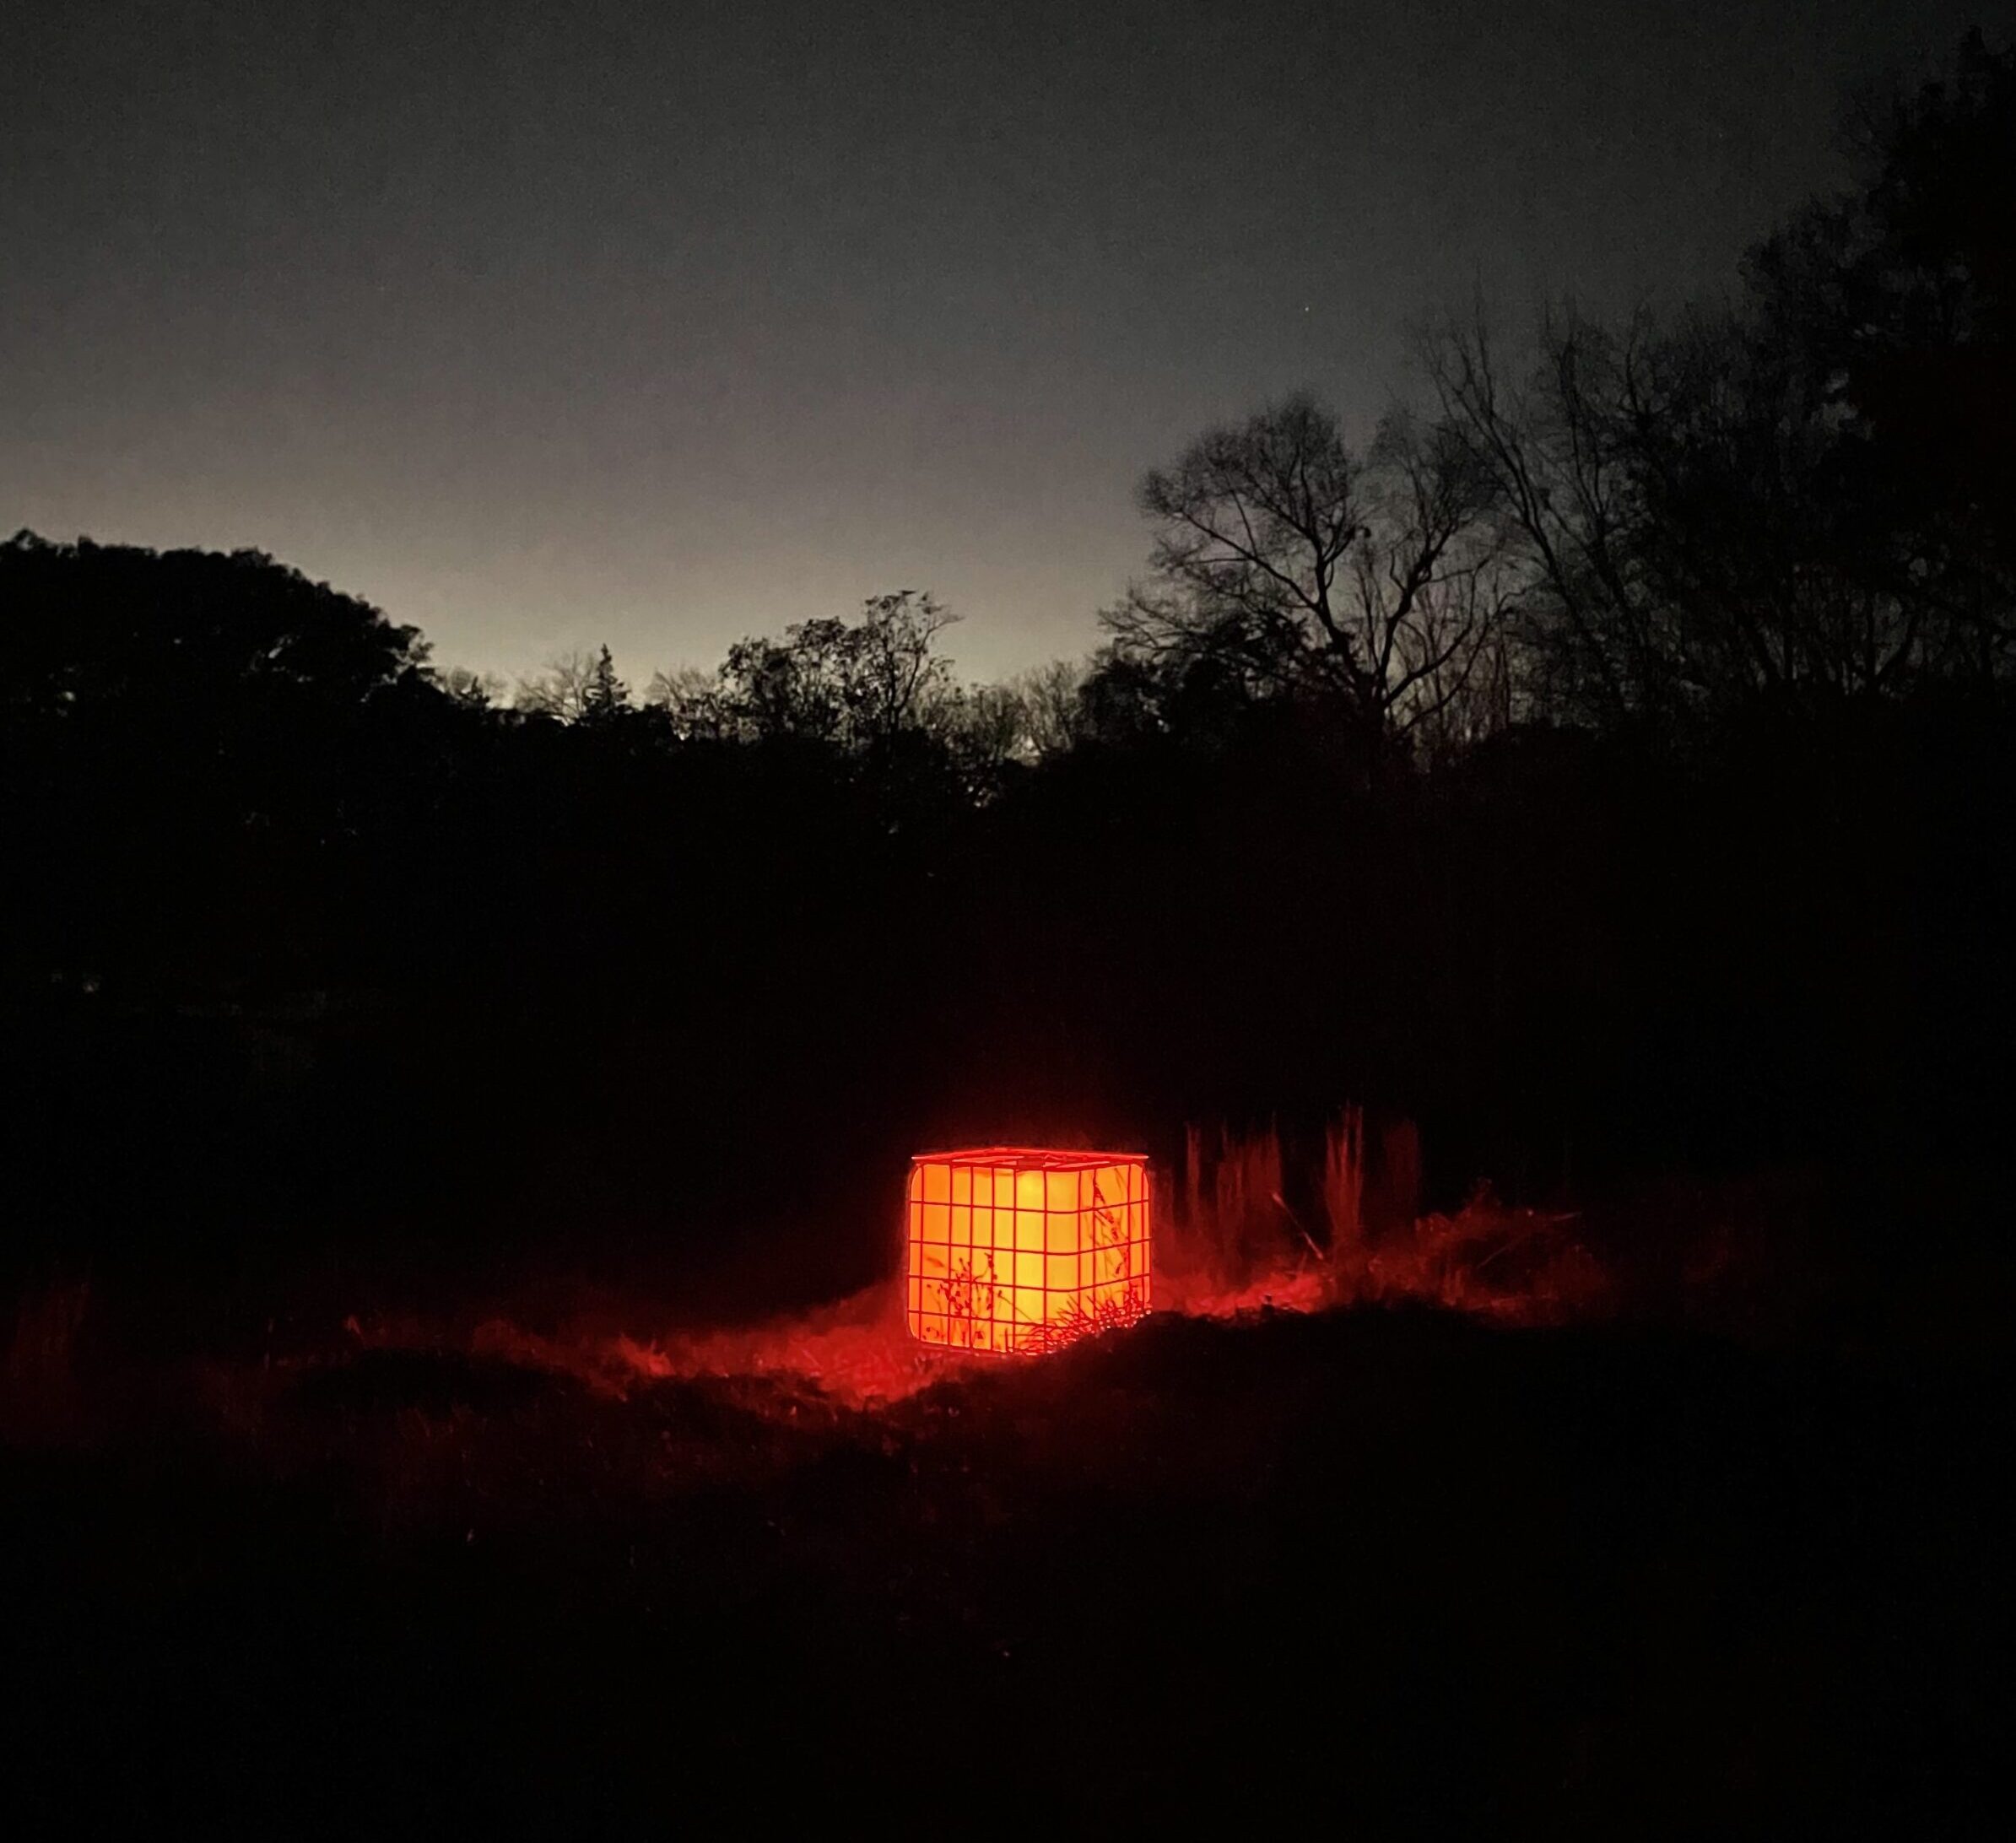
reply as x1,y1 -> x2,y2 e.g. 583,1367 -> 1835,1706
3,527 -> 2011,1301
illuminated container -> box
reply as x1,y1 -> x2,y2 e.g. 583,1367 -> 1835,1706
905,1148 -> 1151,1354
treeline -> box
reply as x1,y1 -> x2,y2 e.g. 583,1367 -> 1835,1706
3,33 -> 2012,1284
519,35 -> 2016,763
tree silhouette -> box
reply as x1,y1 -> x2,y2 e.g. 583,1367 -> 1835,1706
516,647 -> 632,723
1102,394 -> 1511,748
580,645 -> 630,726
666,590 -> 961,754
1747,28 -> 2016,670
1421,35 -> 2016,732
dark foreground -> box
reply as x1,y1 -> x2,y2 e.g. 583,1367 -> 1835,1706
3,1305 -> 2003,1836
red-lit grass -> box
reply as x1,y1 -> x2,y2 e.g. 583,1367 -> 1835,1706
309,1111 -> 1610,1413
1,1278 -> 92,1445
0,1108 -> 1620,1460
1163,1110 -> 1608,1326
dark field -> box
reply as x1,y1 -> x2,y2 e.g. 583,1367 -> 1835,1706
4,1289 -> 2002,1837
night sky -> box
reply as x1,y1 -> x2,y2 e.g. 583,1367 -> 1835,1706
3,0 -> 2003,686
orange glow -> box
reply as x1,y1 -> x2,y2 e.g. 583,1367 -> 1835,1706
905,1148 -> 1151,1354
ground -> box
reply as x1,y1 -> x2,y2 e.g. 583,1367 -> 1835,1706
3,1288 -> 2002,1837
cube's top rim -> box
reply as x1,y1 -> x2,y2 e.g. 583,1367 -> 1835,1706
911,1146 -> 1149,1171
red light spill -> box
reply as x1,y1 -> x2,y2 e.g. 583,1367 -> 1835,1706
0,1278 -> 93,1446
436,1112 -> 1608,1408
1164,1111 -> 1608,1328
413,1284 -> 944,1407
600,1285 -> 939,1405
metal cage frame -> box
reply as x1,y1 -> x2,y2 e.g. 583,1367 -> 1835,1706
905,1147 -> 1151,1354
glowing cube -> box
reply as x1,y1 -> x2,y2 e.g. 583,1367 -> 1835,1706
905,1148 -> 1151,1354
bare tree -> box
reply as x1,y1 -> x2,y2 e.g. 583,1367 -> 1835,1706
1012,658 -> 1092,759
1346,408 -> 1518,743
836,591 -> 959,749
1105,393 -> 1359,699
1417,305 -> 1657,727
939,680 -> 1030,792
1105,392 -> 1512,744
515,646 -> 619,722
643,664 -> 730,739
1420,298 -> 1959,731
664,591 -> 962,752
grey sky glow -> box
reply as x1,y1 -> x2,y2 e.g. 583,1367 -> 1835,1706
3,0 -> 2006,685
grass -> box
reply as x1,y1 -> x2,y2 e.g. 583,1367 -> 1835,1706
3,1273 -> 2004,1835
